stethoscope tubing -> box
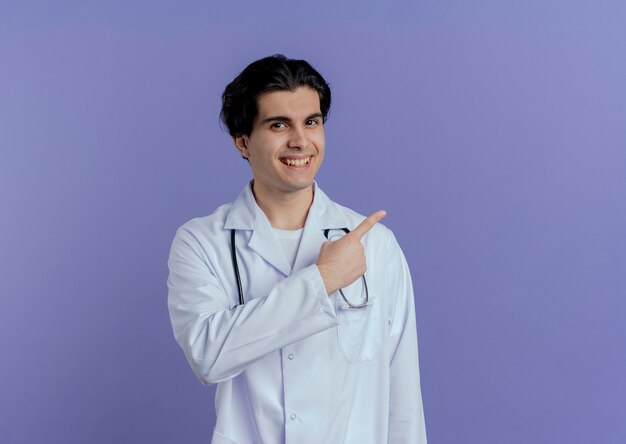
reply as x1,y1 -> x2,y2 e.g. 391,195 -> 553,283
231,229 -> 245,306
230,227 -> 369,308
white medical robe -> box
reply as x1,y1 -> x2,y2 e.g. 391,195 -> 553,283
167,182 -> 427,444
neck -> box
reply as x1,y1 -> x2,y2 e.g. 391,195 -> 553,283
251,181 -> 314,230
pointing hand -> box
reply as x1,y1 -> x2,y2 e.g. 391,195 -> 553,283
316,210 -> 387,295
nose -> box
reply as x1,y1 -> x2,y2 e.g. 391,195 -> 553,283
287,125 -> 308,150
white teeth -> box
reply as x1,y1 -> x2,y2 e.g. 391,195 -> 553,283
283,157 -> 310,167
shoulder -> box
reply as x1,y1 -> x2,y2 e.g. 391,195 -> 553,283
171,202 -> 232,249
329,199 -> 396,249
177,202 -> 231,232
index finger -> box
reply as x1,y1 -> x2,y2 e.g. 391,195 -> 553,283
349,210 -> 387,240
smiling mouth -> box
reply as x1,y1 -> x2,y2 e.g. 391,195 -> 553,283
280,156 -> 312,167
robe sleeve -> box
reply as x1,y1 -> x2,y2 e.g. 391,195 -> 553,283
167,227 -> 338,385
386,232 -> 428,443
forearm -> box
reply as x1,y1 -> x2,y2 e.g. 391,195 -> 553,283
169,263 -> 338,385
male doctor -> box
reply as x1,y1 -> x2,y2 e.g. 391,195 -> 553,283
167,54 -> 427,444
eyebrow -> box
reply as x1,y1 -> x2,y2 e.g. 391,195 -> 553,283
260,112 -> 323,124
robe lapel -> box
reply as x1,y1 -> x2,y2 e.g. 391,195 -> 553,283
291,214 -> 328,274
292,184 -> 348,273
224,182 -> 291,277
248,213 -> 292,277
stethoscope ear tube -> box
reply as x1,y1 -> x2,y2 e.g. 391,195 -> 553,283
231,229 -> 244,306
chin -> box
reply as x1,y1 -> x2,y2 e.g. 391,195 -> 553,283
283,178 -> 315,192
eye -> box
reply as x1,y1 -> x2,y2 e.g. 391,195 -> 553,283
271,122 -> 286,129
306,119 -> 320,126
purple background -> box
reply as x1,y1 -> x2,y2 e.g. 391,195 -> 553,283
1,1 -> 625,443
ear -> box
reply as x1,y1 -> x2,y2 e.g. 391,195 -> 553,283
233,135 -> 250,160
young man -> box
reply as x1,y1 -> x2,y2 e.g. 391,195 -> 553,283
167,54 -> 427,444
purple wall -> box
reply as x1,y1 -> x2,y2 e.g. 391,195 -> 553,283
1,1 -> 625,443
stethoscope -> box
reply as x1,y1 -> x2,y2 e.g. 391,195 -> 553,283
230,228 -> 369,308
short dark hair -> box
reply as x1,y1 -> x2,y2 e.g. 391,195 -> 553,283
220,54 -> 331,138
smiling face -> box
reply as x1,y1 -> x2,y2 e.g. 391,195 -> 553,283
233,87 -> 325,200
